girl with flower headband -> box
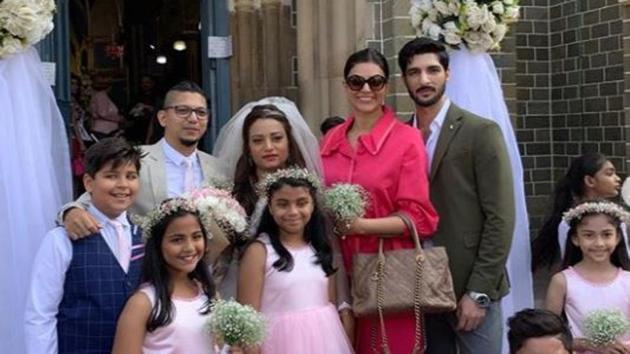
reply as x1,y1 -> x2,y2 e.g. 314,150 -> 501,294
213,98 -> 353,340
112,198 -> 241,354
238,167 -> 353,354
545,200 -> 630,353
533,153 -> 625,272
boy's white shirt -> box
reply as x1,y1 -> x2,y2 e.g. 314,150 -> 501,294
24,205 -> 132,354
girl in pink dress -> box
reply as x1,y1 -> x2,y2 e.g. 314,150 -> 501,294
545,200 -> 630,354
238,168 -> 353,354
112,199 -> 238,354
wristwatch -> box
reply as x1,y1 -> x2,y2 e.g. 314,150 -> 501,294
467,291 -> 491,308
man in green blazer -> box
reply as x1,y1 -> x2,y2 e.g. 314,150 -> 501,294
399,38 -> 515,354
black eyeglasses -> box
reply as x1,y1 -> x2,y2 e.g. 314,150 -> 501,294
345,75 -> 387,91
163,105 -> 209,120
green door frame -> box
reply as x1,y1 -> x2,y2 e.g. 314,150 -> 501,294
200,0 -> 231,151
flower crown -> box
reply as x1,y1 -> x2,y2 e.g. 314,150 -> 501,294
257,167 -> 322,196
137,198 -> 214,240
563,201 -> 630,225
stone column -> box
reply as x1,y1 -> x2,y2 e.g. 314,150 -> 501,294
327,0 -> 354,119
234,0 -> 256,104
262,0 -> 281,92
297,0 -> 320,132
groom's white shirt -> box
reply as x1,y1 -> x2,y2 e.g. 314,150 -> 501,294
160,138 -> 203,198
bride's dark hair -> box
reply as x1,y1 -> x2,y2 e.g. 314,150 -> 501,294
232,104 -> 306,216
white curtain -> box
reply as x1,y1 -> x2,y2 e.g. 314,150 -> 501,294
445,47 -> 533,353
0,47 -> 72,353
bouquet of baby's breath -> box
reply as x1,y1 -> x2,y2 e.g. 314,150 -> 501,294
206,299 -> 266,348
584,309 -> 630,347
324,183 -> 369,229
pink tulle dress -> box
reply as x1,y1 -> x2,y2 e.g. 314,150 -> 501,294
258,234 -> 353,354
563,267 -> 630,353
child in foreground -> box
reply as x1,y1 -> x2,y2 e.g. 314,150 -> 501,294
25,137 -> 144,354
238,167 -> 353,354
545,200 -> 630,353
112,198 -> 242,354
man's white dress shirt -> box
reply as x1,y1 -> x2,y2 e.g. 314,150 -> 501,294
411,98 -> 451,168
161,139 -> 203,198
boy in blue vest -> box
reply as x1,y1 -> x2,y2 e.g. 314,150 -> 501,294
25,137 -> 144,354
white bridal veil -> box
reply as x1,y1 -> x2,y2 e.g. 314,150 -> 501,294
445,47 -> 533,353
212,97 -> 323,299
213,96 -> 323,179
0,48 -> 72,352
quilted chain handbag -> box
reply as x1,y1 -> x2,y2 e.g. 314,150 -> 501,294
351,212 -> 457,353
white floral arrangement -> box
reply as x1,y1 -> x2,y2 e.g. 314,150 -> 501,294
257,167 -> 322,196
186,186 -> 248,240
583,309 -> 630,347
409,0 -> 520,53
324,183 -> 369,223
206,299 -> 266,348
0,0 -> 56,58
563,201 -> 630,225
138,198 -> 214,240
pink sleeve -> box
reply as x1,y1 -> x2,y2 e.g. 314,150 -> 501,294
395,136 -> 439,239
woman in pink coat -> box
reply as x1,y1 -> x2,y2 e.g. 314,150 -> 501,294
320,48 -> 439,353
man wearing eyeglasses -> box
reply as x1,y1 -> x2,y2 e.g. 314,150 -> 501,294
398,37 -> 515,354
57,81 -> 229,261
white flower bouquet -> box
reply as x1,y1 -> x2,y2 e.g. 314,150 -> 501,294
0,0 -> 56,58
410,0 -> 520,53
207,299 -> 266,348
187,186 -> 249,241
583,309 -> 630,347
324,183 -> 369,234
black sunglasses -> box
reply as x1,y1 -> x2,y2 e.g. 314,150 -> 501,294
345,75 -> 387,91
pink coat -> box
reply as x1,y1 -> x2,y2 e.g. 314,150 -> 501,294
320,105 -> 439,272
321,106 -> 439,353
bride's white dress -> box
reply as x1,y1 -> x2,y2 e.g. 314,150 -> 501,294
445,48 -> 533,353
0,48 -> 72,353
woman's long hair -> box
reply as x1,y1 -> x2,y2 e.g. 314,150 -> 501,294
562,211 -> 630,271
232,104 -> 306,216
532,153 -> 608,271
142,209 -> 216,332
250,177 -> 336,276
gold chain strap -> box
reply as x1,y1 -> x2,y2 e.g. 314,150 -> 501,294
371,211 -> 426,354
370,240 -> 391,354
413,253 -> 426,353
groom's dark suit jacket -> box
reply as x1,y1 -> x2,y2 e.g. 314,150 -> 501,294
409,103 -> 515,300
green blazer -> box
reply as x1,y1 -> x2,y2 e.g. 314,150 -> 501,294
427,103 -> 515,300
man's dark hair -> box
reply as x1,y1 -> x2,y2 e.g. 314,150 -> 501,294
84,137 -> 143,177
320,116 -> 345,135
508,308 -> 572,354
398,37 -> 450,74
163,80 -> 209,108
